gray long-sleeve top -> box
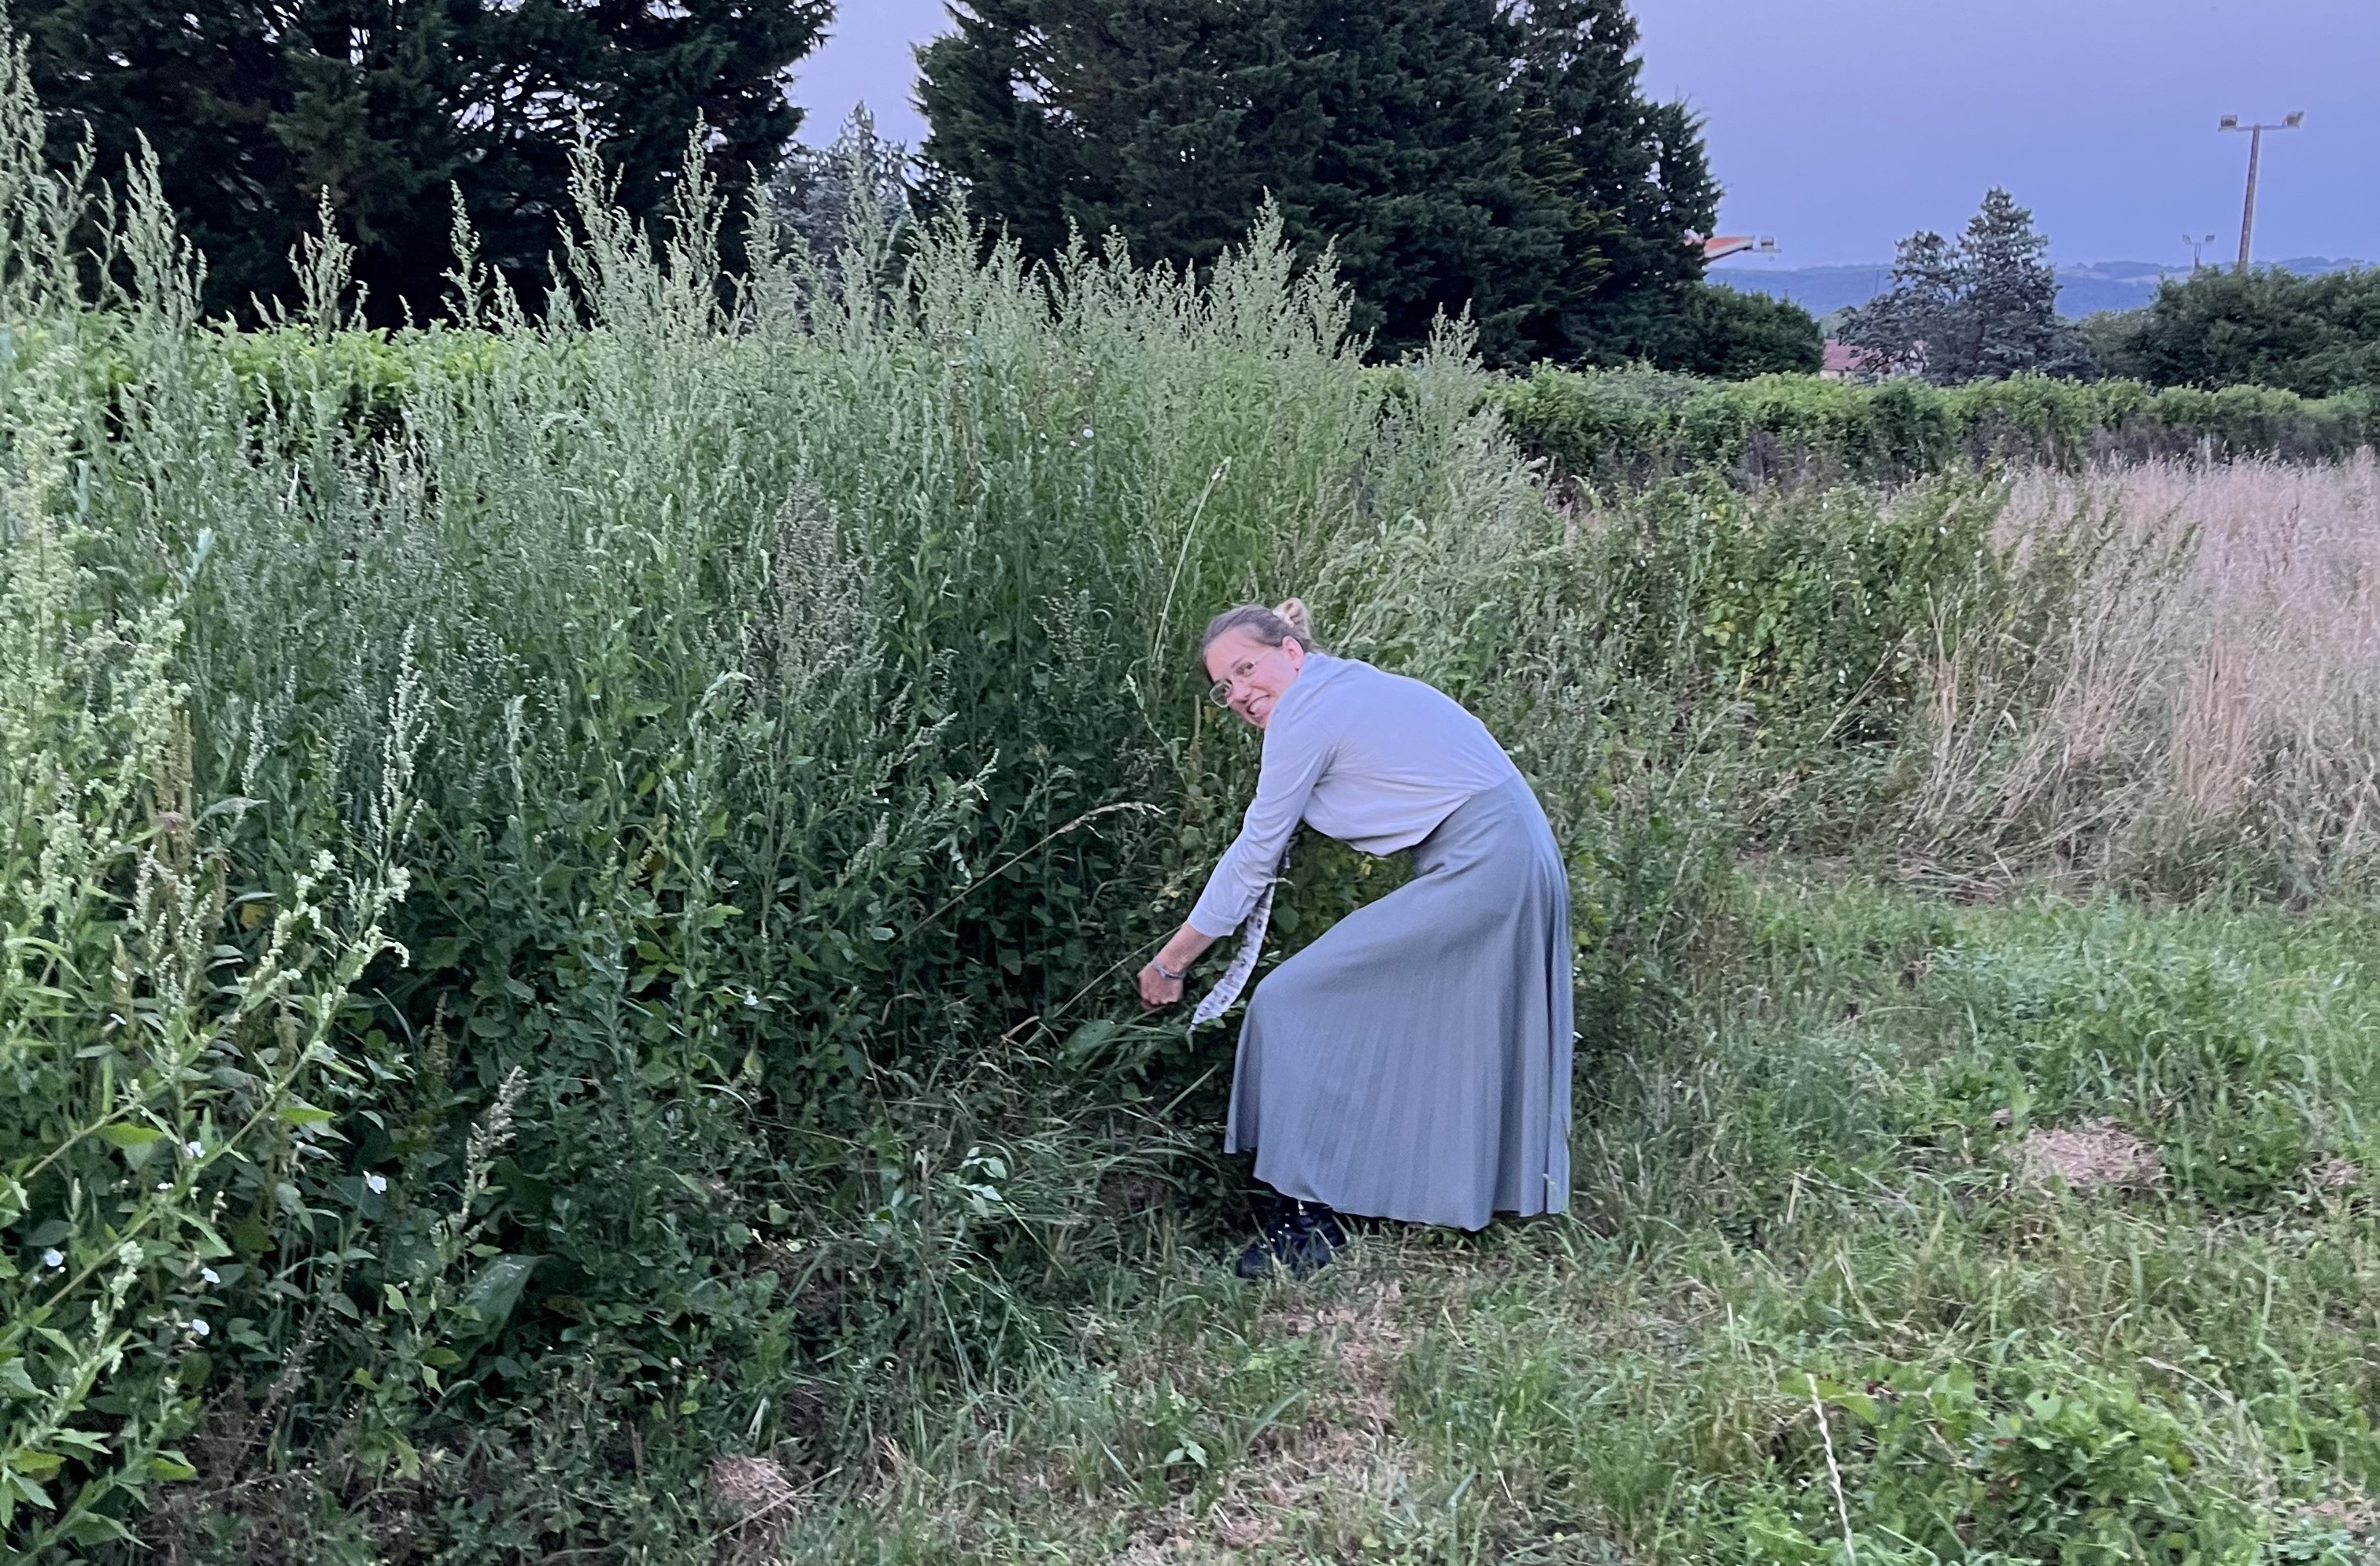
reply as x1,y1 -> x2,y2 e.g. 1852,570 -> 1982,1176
1187,652 -> 1523,937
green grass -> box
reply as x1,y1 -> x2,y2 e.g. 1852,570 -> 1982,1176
759,877 -> 2380,1563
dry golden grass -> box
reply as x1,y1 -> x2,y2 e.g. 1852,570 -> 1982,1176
1902,453 -> 2380,893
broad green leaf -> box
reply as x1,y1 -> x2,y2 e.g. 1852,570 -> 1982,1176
458,1253 -> 539,1339
1064,1018 -> 1119,1061
6,1470 -> 54,1511
58,1509 -> 136,1543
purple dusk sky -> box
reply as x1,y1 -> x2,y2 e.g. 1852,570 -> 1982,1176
791,0 -> 2378,268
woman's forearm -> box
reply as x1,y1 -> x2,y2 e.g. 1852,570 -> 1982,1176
1155,923 -> 1219,976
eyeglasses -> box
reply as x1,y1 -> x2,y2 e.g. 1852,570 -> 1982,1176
1207,652 -> 1265,708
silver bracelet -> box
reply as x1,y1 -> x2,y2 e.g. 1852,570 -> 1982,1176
1151,958 -> 1187,981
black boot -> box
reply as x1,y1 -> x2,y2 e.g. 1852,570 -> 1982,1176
1234,1200 -> 1347,1280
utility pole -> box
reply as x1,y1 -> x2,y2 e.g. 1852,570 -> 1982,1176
2219,113 -> 2303,273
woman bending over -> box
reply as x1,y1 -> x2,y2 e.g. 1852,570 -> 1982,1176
1140,600 -> 1573,1278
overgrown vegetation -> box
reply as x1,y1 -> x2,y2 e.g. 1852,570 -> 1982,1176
4,25 -> 2380,1560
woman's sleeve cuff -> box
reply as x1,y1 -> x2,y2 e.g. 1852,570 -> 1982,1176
1184,905 -> 1240,940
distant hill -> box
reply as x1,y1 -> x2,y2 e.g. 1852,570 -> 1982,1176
1711,257 -> 2369,319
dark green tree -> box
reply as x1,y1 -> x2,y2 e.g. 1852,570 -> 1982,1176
1839,188 -> 2086,385
2089,266 -> 2380,397
917,0 -> 1324,272
18,0 -> 830,319
918,0 -> 1709,367
1284,0 -> 1570,363
767,105 -> 917,261
1509,0 -> 1717,364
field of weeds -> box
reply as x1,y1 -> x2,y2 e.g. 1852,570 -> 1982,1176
3,27 -> 2379,1561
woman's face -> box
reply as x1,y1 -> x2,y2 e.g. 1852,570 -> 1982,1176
1203,627 -> 1306,729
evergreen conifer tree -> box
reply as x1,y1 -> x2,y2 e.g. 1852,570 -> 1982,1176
918,0 -> 1327,282
1286,0 -> 1569,363
1841,188 -> 2085,384
18,0 -> 830,319
1510,0 -> 1717,364
767,105 -> 916,262
919,0 -> 1708,367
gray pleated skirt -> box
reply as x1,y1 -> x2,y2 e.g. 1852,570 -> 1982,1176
1223,775 -> 1573,1230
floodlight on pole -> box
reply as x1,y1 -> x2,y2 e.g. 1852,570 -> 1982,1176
2219,112 -> 2304,272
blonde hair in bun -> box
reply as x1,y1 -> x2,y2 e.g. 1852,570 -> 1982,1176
1196,598 -> 1325,678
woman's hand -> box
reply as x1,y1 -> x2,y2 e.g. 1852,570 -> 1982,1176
1138,962 -> 1185,1010
1138,924 -> 1216,1010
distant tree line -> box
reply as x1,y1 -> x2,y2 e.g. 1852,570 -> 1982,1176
18,0 -> 2377,393
1827,187 -> 2379,397
17,0 -> 1825,375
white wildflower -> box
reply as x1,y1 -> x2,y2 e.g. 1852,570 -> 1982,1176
186,1141 -> 205,1158
41,1248 -> 63,1269
364,1173 -> 388,1195
188,1317 -> 210,1337
200,1267 -> 220,1285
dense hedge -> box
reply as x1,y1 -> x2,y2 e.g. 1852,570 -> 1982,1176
1487,365 -> 2375,483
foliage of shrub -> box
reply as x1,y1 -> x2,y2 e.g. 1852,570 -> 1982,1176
2090,265 -> 2380,399
1665,280 -> 1825,379
1587,475 -> 2008,743
1490,363 -> 2373,483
